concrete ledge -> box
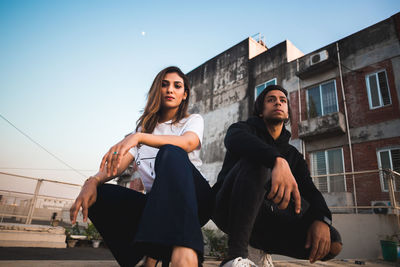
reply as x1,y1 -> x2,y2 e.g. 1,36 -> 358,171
299,112 -> 346,140
0,223 -> 66,248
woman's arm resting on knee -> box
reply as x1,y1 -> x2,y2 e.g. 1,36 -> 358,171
100,131 -> 200,177
70,152 -> 134,224
139,131 -> 200,152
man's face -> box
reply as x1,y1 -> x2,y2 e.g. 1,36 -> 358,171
261,90 -> 289,123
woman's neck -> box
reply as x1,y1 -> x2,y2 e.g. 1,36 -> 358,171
159,108 -> 178,123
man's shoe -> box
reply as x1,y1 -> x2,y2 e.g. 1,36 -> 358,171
259,254 -> 274,267
220,257 -> 258,267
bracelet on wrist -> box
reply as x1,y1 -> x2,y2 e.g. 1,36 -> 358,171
85,176 -> 101,185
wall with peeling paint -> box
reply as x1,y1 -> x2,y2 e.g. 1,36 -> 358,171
186,13 -> 400,210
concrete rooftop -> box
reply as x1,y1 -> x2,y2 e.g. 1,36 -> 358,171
0,247 -> 397,267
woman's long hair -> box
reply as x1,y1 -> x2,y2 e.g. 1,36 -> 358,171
136,66 -> 190,133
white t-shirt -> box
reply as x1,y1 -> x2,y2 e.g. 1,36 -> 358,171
128,114 -> 204,192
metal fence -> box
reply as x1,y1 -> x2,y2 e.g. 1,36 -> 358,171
311,169 -> 400,217
0,169 -> 399,227
0,172 -> 83,226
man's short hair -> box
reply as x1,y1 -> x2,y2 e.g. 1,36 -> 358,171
253,84 -> 291,123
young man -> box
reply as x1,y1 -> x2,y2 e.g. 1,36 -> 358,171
212,85 -> 342,267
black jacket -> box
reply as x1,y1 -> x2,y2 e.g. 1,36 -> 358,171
214,116 -> 332,223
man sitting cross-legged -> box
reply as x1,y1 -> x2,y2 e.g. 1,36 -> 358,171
212,85 -> 342,267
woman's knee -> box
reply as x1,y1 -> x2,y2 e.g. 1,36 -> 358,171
155,144 -> 189,169
88,184 -> 112,215
157,144 -> 186,158
94,184 -> 114,202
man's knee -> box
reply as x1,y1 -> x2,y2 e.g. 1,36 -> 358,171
320,242 -> 342,261
322,226 -> 343,261
330,242 -> 342,256
234,158 -> 271,187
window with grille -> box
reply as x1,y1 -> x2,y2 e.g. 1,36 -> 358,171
377,148 -> 400,192
307,80 -> 338,118
311,148 -> 346,193
366,70 -> 391,109
255,78 -> 277,99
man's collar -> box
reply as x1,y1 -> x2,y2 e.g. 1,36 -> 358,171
246,116 -> 291,144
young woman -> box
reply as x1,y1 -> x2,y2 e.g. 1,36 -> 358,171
70,66 -> 214,267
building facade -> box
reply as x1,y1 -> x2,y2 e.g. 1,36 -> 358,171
187,12 -> 400,212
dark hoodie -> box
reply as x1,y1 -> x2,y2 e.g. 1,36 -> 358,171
214,116 -> 332,223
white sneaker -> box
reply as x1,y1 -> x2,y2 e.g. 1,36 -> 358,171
221,257 -> 258,267
259,254 -> 274,267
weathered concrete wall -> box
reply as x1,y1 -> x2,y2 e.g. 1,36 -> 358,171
201,102 -> 244,184
187,39 -> 251,184
289,13 -> 400,199
298,112 -> 346,140
187,13 -> 400,192
330,214 -> 398,259
262,214 -> 399,261
350,119 -> 400,144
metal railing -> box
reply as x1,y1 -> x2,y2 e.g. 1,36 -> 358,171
1,169 -> 399,227
0,172 -> 83,225
311,169 -> 400,219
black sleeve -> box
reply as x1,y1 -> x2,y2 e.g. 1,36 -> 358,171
224,121 -> 282,168
294,152 -> 332,222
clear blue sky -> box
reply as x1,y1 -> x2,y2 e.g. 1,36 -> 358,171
1,0 -> 399,188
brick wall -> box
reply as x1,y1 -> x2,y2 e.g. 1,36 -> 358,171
289,58 -> 399,139
343,59 -> 399,128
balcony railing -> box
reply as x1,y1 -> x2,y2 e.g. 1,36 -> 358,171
298,112 -> 346,140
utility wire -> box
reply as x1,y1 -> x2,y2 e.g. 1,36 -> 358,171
0,113 -> 87,178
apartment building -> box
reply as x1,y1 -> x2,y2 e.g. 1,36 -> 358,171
187,12 -> 400,212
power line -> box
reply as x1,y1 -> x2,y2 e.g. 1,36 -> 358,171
0,113 -> 87,178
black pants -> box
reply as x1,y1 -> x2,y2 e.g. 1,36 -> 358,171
88,145 -> 214,267
212,158 -> 341,260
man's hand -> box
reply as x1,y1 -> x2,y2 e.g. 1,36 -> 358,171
69,178 -> 99,224
305,220 -> 331,263
267,157 -> 301,213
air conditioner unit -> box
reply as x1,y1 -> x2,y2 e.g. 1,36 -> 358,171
371,201 -> 393,214
310,50 -> 329,66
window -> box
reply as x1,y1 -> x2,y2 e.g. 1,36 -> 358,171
255,78 -> 277,99
366,70 -> 391,109
311,148 -> 346,193
307,80 -> 338,118
377,148 -> 400,191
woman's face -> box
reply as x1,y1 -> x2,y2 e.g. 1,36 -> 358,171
160,72 -> 187,111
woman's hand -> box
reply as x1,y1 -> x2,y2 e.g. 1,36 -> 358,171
69,178 -> 99,224
100,133 -> 141,177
